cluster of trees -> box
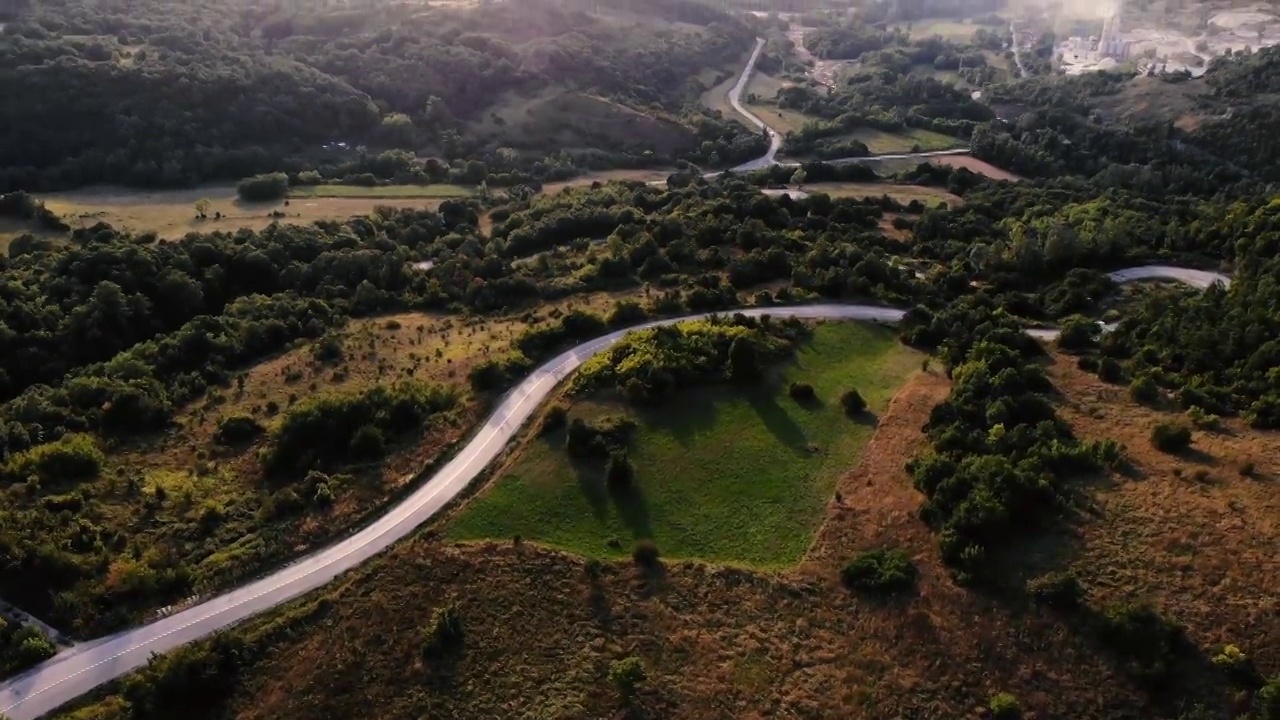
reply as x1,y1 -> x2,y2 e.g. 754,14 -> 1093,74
0,615 -> 57,677
901,297 -> 1121,578
266,382 -> 458,475
570,315 -> 808,404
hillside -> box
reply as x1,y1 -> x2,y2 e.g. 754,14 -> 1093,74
0,0 -> 761,192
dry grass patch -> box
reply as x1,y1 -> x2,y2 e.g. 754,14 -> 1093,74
1045,354 -> 1279,671
928,154 -> 1024,181
38,186 -> 449,240
541,169 -> 674,195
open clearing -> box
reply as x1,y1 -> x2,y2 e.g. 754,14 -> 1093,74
541,169 -> 674,195
926,154 -> 1023,180
289,184 -> 473,199
448,322 -> 923,566
847,127 -> 965,154
802,181 -> 963,207
910,18 -> 1002,42
37,185 -> 456,240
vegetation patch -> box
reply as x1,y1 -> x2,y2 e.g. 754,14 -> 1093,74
449,322 -> 922,565
840,548 -> 918,593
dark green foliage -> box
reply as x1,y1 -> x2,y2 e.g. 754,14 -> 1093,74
214,415 -> 265,447
236,173 -> 289,202
516,311 -> 608,362
1026,571 -> 1084,610
605,451 -> 634,492
840,388 -> 867,416
1150,423 -> 1192,454
1259,677 -> 1280,720
0,616 -> 57,677
421,603 -> 464,661
1097,603 -> 1185,686
727,335 -> 761,383
1129,374 -> 1162,405
266,382 -> 456,475
468,354 -> 534,394
1097,356 -> 1125,384
122,635 -> 248,720
1056,316 -> 1098,352
904,302 -> 1104,577
606,300 -> 648,328
631,540 -> 660,568
564,416 -> 635,458
841,548 -> 917,593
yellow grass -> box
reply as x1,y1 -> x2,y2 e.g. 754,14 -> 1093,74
38,186 -> 449,240
541,169 -> 674,195
289,184 -> 473,199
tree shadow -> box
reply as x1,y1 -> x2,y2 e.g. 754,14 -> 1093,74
567,455 -> 610,521
745,390 -> 810,452
846,409 -> 881,428
610,481 -> 653,541
637,393 -> 721,447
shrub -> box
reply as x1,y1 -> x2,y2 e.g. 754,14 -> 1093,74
608,656 -> 646,698
2,433 -> 104,484
989,692 -> 1021,720
1212,644 -> 1261,685
236,172 -> 289,202
632,540 -> 660,568
1185,406 -> 1220,430
348,425 -> 386,459
1097,356 -> 1124,383
1259,677 -> 1280,720
214,415 -> 265,446
788,382 -> 816,402
1097,603 -> 1184,685
1026,571 -> 1083,610
605,451 -> 634,492
841,548 -> 917,593
1150,422 -> 1192,454
1056,315 -> 1098,352
564,416 -> 635,458
840,388 -> 867,416
421,603 -> 464,660
1129,374 -> 1161,405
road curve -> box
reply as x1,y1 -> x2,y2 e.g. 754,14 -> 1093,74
0,265 -> 1229,720
729,38 -> 783,172
721,38 -> 968,173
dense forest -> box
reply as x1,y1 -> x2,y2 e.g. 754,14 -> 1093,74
0,0 -> 761,191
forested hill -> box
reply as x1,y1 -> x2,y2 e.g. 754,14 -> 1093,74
0,0 -> 757,192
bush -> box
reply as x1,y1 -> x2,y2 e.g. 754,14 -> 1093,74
840,388 -> 867,416
1129,374 -> 1161,405
1026,571 -> 1083,610
989,692 -> 1021,720
564,416 -> 635,458
214,415 -> 265,446
632,539 -> 660,568
2,433 -> 104,484
1259,677 -> 1280,720
841,548 -> 917,593
236,172 -> 289,202
1150,422 -> 1192,454
421,603 -> 464,660
608,656 -> 646,698
348,424 -> 386,460
1097,356 -> 1124,383
788,382 -> 816,402
1056,315 -> 1098,352
605,451 -> 634,491
1212,644 -> 1261,685
1097,603 -> 1184,685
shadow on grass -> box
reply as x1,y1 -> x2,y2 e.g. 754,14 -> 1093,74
745,390 -> 809,452
611,481 -> 653,541
637,391 -> 721,448
568,455 -> 609,521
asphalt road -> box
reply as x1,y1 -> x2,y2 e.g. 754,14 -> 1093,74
0,281 -> 1229,718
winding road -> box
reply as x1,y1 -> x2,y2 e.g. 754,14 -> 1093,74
0,265 -> 1231,720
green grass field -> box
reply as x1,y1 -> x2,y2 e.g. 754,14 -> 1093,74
448,322 -> 923,567
289,184 -> 474,199
849,127 -> 966,154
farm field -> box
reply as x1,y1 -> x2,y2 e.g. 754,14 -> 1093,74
802,181 -> 963,207
847,127 -> 966,154
448,321 -> 923,566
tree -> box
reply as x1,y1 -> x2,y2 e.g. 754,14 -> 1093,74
608,656 -> 647,699
194,198 -> 211,219
791,168 -> 807,188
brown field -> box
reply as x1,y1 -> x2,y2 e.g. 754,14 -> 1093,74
63,350 -> 1277,720
928,154 -> 1025,181
802,181 -> 963,207
38,186 -> 450,240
